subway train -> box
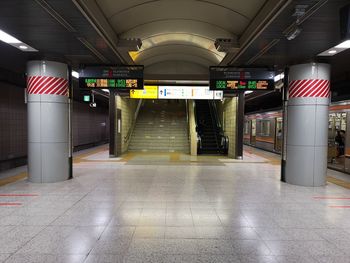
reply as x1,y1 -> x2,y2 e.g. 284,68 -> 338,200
244,101 -> 350,173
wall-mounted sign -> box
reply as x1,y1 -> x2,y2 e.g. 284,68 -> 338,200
130,85 -> 158,99
158,86 -> 223,100
83,95 -> 90,102
209,67 -> 275,91
79,65 -> 144,90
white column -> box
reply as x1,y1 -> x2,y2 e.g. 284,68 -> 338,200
285,63 -> 330,186
27,61 -> 69,183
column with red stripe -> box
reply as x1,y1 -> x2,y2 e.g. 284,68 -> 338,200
26,61 -> 70,183
285,63 -> 330,187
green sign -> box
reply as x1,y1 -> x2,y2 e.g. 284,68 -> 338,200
79,65 -> 144,90
83,95 -> 90,102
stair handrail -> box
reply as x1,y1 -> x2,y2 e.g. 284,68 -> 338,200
124,99 -> 143,143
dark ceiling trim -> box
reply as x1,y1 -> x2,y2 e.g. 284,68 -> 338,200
283,0 -> 329,36
72,0 -> 128,64
77,37 -> 110,63
34,0 -> 77,33
221,0 -> 292,66
246,39 -> 280,65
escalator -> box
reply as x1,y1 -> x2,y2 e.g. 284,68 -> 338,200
195,100 -> 228,155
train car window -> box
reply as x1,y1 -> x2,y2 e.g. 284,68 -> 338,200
252,119 -> 256,137
260,120 -> 271,136
244,121 -> 249,134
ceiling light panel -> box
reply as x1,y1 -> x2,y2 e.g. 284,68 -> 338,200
0,29 -> 38,52
318,40 -> 350,56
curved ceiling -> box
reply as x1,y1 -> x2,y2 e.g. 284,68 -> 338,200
95,0 -> 268,74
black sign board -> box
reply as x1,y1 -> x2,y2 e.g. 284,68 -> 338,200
79,65 -> 144,90
209,67 -> 275,91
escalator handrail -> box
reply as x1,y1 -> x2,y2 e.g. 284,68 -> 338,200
208,100 -> 229,152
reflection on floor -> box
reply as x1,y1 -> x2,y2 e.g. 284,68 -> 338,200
0,146 -> 350,262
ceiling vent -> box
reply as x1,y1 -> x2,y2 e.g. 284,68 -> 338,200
214,38 -> 240,52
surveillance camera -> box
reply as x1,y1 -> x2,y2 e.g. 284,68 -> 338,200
89,102 -> 97,108
286,26 -> 302,41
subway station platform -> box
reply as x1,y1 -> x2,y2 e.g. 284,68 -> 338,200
0,147 -> 350,262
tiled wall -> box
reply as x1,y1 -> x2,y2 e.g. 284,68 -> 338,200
220,97 -> 238,158
0,83 -> 27,161
0,82 -> 109,169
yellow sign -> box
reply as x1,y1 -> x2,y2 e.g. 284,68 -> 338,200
130,85 -> 158,99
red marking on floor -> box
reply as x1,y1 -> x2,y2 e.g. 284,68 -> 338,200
0,194 -> 38,197
0,202 -> 22,206
313,197 -> 350,200
329,206 -> 350,208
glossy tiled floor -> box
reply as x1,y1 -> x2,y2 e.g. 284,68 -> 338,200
1,147 -> 350,262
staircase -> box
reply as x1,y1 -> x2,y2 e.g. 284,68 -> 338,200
195,100 -> 220,154
128,100 -> 189,153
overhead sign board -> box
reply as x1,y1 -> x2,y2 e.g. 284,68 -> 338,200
79,65 -> 144,90
130,85 -> 158,99
209,67 -> 275,91
158,86 -> 223,100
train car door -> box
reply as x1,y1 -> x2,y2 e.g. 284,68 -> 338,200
244,120 -> 250,144
328,112 -> 347,172
251,119 -> 256,145
274,117 -> 283,152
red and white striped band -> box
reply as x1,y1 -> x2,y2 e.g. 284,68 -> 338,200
27,76 -> 68,96
289,79 -> 330,98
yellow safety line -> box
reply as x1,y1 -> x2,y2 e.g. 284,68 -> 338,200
73,146 -> 109,163
327,176 -> 350,190
0,172 -> 27,187
170,153 -> 180,162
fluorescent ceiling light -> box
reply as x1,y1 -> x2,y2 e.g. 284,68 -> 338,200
274,73 -> 285,82
318,40 -> 350,56
0,29 -> 21,43
335,40 -> 350,49
0,28 -> 38,52
71,71 -> 79,79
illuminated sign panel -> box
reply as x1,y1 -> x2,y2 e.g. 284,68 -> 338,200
210,67 -> 275,91
79,65 -> 144,90
158,86 -> 223,100
130,86 -> 158,99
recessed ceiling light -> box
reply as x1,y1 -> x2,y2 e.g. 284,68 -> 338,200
19,45 -> 28,49
328,50 -> 337,54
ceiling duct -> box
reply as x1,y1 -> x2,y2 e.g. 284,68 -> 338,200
214,38 -> 240,52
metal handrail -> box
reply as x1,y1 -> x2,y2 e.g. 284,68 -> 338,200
124,99 -> 142,143
193,101 -> 202,152
208,100 -> 229,153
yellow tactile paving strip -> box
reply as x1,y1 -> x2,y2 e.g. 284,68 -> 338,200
2,146 -> 350,190
0,172 -> 27,187
326,176 -> 350,190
